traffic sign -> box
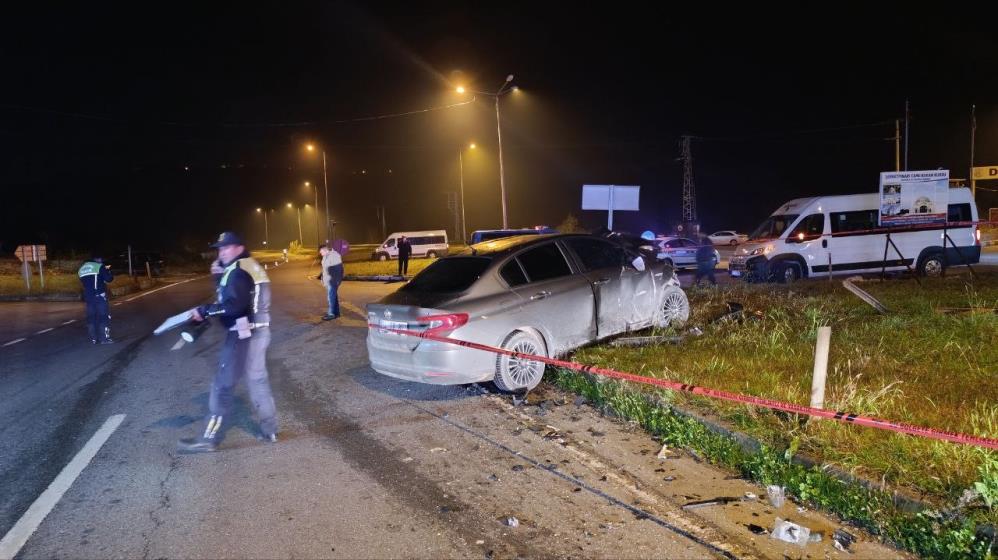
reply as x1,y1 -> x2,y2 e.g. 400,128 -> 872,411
14,245 -> 47,262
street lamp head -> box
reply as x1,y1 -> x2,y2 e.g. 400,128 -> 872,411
306,144 -> 315,152
256,208 -> 262,213
304,181 -> 310,186
469,143 -> 476,149
455,85 -> 466,94
505,74 -> 514,82
511,85 -> 519,92
287,203 -> 292,208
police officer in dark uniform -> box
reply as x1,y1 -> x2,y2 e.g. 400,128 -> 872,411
178,232 -> 264,453
78,255 -> 114,344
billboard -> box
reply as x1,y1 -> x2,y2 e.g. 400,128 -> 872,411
878,170 -> 949,227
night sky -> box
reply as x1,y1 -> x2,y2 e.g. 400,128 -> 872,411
3,5 -> 997,255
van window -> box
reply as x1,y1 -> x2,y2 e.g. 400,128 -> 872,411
385,238 -> 396,248
517,243 -> 572,282
831,210 -> 878,234
947,203 -> 972,223
431,235 -> 446,244
749,214 -> 799,240
788,214 -> 824,242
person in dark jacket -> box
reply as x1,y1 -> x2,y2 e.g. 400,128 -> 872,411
694,237 -> 718,287
397,235 -> 412,276
178,231 -> 267,453
319,243 -> 343,320
78,255 -> 114,344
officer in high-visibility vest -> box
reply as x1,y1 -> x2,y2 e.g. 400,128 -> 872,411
78,255 -> 115,344
177,232 -> 279,453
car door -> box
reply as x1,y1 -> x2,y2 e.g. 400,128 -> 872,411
562,237 -> 636,337
509,242 -> 596,354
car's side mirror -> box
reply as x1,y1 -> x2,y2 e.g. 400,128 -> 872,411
631,256 -> 646,271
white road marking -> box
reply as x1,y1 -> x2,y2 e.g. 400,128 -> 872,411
61,320 -> 76,325
35,328 -> 54,334
2,338 -> 27,347
0,414 -> 126,560
125,276 -> 202,302
113,302 -> 123,306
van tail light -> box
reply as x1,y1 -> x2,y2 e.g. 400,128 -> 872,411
414,313 -> 469,336
976,228 -> 981,245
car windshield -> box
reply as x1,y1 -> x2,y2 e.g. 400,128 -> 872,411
749,214 -> 799,241
401,257 -> 492,293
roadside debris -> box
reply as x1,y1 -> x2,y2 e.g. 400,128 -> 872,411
770,518 -> 812,546
832,528 -> 857,552
743,492 -> 758,501
934,306 -> 998,315
656,443 -> 671,459
662,476 -> 676,482
746,523 -> 768,535
681,497 -> 739,510
511,465 -> 525,472
842,279 -> 889,314
429,447 -> 447,453
707,302 -> 744,325
587,427 -> 606,437
766,485 -> 786,508
505,516 -> 520,528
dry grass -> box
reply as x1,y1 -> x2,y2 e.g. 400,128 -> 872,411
573,271 -> 998,501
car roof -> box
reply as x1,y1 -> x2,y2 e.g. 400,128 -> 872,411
462,232 -> 595,257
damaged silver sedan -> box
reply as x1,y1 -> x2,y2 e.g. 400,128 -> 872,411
366,233 -> 689,392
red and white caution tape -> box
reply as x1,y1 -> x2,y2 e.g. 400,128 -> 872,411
371,325 -> 998,450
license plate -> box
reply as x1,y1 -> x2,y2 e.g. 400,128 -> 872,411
730,270 -> 742,277
379,320 -> 407,335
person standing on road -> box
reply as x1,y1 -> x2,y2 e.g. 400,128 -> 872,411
177,232 -> 279,453
694,237 -> 718,287
397,235 -> 412,277
320,243 -> 343,321
78,254 -> 114,344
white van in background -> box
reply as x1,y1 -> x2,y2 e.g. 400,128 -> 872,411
371,230 -> 449,261
729,188 -> 981,282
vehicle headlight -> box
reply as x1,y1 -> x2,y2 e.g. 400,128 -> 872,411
749,244 -> 775,256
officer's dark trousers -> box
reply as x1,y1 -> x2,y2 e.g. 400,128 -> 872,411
695,263 -> 717,286
203,331 -> 250,440
85,294 -> 110,341
398,256 -> 409,276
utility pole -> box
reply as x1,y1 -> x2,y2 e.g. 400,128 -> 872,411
894,119 -> 901,171
970,104 -> 977,199
904,99 -> 910,171
680,136 -> 698,235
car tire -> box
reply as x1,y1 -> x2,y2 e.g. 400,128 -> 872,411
377,253 -> 388,262
493,330 -> 546,393
426,251 -> 437,259
774,262 -> 801,283
918,252 -> 944,277
729,239 -> 738,246
655,286 -> 690,328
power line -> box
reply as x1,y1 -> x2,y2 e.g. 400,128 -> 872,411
0,98 -> 476,128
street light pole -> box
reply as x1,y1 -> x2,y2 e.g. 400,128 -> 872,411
297,206 -> 304,245
459,150 -> 467,243
495,95 -> 508,229
322,150 -> 331,243
307,182 -> 320,248
458,75 -> 515,229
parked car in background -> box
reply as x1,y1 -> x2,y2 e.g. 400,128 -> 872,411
653,237 -> 720,270
707,230 -> 748,245
372,230 -> 449,261
470,226 -> 558,244
367,233 -> 689,392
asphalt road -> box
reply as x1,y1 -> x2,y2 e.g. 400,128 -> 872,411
0,260 -> 902,559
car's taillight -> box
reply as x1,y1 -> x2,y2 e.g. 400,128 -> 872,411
414,313 -> 469,336
976,228 -> 982,245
